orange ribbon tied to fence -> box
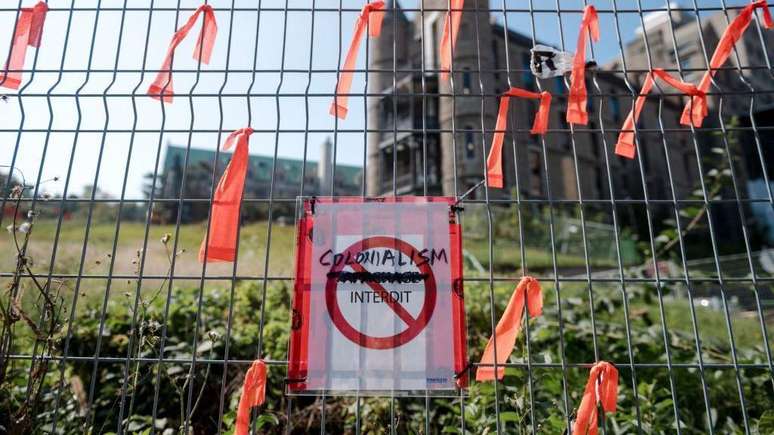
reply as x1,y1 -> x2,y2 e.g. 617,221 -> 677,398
476,276 -> 543,381
566,5 -> 599,125
679,0 -> 772,127
199,127 -> 254,263
235,359 -> 267,435
1,1 -> 48,90
147,4 -> 217,103
486,88 -> 551,188
329,1 -> 385,119
572,361 -> 618,435
439,0 -> 464,81
615,68 -> 706,159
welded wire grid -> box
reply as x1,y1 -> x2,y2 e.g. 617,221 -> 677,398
0,0 -> 773,434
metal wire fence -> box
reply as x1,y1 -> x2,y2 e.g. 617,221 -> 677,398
0,0 -> 773,434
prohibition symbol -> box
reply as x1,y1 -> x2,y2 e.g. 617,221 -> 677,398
325,236 -> 437,350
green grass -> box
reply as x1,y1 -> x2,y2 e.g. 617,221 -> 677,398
1,219 -> 299,278
464,239 -> 619,274
4,218 -> 771,353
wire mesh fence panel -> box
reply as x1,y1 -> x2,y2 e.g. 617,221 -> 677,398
0,0 -> 772,434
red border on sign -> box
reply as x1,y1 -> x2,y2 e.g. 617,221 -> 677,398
324,236 -> 437,350
288,215 -> 314,391
288,196 -> 468,392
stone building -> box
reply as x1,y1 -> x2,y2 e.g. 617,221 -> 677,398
606,4 -> 774,243
366,0 -> 697,208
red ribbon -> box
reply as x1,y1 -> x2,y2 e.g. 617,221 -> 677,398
1,1 -> 48,90
615,68 -> 706,159
439,0 -> 464,81
572,361 -> 618,435
330,1 -> 385,119
679,0 -> 772,127
476,276 -> 542,381
486,88 -> 551,188
199,127 -> 254,263
147,4 -> 217,103
235,359 -> 267,435
566,5 -> 599,125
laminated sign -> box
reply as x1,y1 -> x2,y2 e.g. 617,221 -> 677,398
288,197 -> 467,395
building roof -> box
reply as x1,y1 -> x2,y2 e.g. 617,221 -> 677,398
163,144 -> 362,187
385,0 -> 409,23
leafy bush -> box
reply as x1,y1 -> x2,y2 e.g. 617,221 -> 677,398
3,276 -> 772,434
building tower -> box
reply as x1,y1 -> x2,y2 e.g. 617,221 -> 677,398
423,0 -> 497,196
318,137 -> 333,195
366,0 -> 497,197
366,0 -> 412,195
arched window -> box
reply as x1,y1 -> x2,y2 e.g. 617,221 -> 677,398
464,125 -> 475,159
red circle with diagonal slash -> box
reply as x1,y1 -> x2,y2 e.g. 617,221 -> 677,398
325,236 -> 437,350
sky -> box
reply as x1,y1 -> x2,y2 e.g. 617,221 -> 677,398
0,0 -> 757,199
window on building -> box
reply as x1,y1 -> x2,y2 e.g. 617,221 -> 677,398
554,76 -> 564,94
397,142 -> 411,176
427,97 -> 437,117
522,52 -> 534,88
465,125 -> 476,159
492,39 -> 500,81
587,94 -> 594,115
463,69 -> 471,94
381,148 -> 392,185
380,96 -> 393,128
610,97 -> 621,123
528,149 -> 542,196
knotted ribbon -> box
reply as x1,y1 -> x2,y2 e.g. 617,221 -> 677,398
572,361 -> 618,435
147,4 -> 217,103
439,0 -> 464,81
566,5 -> 599,125
1,1 -> 48,90
615,68 -> 706,159
199,127 -> 254,263
235,359 -> 267,435
476,276 -> 543,381
330,1 -> 385,119
679,0 -> 772,127
486,88 -> 551,188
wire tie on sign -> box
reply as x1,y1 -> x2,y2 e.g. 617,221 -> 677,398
283,377 -> 307,384
453,360 -> 474,380
452,179 -> 486,210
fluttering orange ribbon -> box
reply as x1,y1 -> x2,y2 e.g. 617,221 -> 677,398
147,4 -> 217,103
0,1 -> 48,90
615,68 -> 706,159
572,361 -> 618,435
439,0 -> 464,81
566,5 -> 599,125
329,1 -> 385,119
486,88 -> 551,188
679,0 -> 772,127
476,276 -> 543,381
199,127 -> 254,263
235,359 -> 267,435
